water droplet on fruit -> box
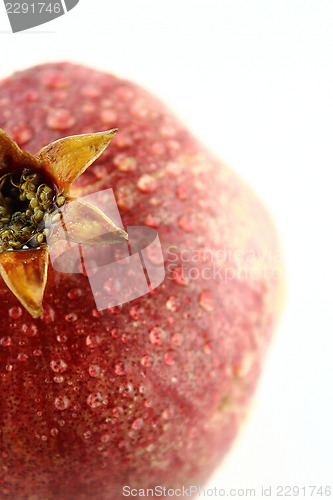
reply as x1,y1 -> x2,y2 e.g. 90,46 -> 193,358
10,125 -> 34,146
54,396 -> 70,410
47,108 -> 76,131
116,86 -> 134,101
150,141 -> 165,156
112,406 -> 124,417
67,288 -> 82,300
17,353 -> 28,362
21,323 -> 38,337
113,154 -> 137,172
41,305 -> 55,324
83,431 -> 91,440
41,71 -> 69,89
0,337 -> 12,347
53,375 -> 64,384
5,364 -> 12,372
50,360 -> 67,373
101,433 -> 110,443
86,335 -> 101,348
65,312 -> 77,323
81,84 -> 101,97
140,354 -> 153,368
33,349 -> 41,357
150,326 -> 167,345
101,108 -> 117,125
162,408 -> 172,420
114,362 -> 126,376
203,341 -> 212,354
119,383 -> 133,396
176,185 -> 189,201
178,215 -> 193,232
166,296 -> 179,312
121,333 -> 130,344
172,267 -> 190,286
132,418 -> 144,431
8,306 -> 22,319
164,350 -> 175,366
57,334 -> 67,343
50,428 -> 58,436
129,305 -> 142,320
199,290 -> 214,311
87,392 -> 108,408
88,365 -> 101,377
137,174 -> 157,193
171,333 -> 183,346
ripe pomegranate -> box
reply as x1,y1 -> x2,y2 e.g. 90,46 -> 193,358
0,63 -> 284,500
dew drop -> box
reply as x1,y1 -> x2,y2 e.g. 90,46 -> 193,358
132,418 -> 144,431
21,323 -> 38,337
65,312 -> 77,323
176,185 -> 189,201
140,354 -> 153,368
54,396 -> 70,410
8,306 -> 22,319
149,327 -> 165,346
162,408 -> 172,420
150,142 -> 165,156
101,109 -> 117,125
114,362 -> 126,376
199,290 -> 214,312
81,85 -> 101,98
88,365 -> 101,377
83,431 -> 92,440
137,174 -> 157,193
41,305 -> 55,324
129,305 -> 142,320
33,349 -> 41,357
164,350 -> 175,366
50,359 -> 67,373
10,125 -> 34,146
113,154 -> 137,172
50,428 -> 59,436
53,375 -> 64,384
204,341 -> 212,354
112,406 -> 124,417
172,267 -> 190,287
5,364 -> 12,372
67,288 -> 82,300
86,335 -> 102,348
165,296 -> 179,312
0,337 -> 12,347
171,333 -> 183,346
87,392 -> 108,408
47,108 -> 76,131
177,215 -> 193,233
17,353 -> 28,362
119,383 -> 133,396
57,334 -> 67,343
101,433 -> 110,443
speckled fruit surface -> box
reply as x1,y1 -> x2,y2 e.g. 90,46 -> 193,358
0,63 -> 284,500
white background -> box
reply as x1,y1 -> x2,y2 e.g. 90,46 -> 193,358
0,1 -> 332,498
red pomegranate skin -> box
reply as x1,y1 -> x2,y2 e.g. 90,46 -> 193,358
0,63 -> 284,499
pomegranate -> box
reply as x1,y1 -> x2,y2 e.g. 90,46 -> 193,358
0,63 -> 284,500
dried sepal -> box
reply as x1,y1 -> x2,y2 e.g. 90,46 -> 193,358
36,129 -> 118,194
48,198 -> 128,245
0,129 -> 40,173
0,248 -> 49,318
